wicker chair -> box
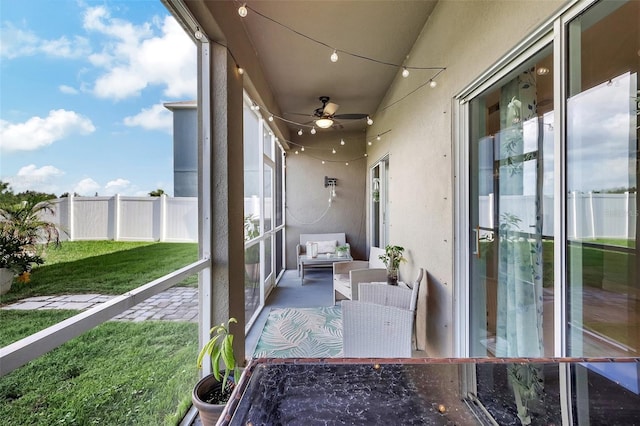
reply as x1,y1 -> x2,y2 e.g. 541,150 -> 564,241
332,246 -> 387,302
342,268 -> 424,357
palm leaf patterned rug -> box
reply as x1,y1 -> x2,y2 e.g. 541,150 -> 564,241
253,306 -> 343,358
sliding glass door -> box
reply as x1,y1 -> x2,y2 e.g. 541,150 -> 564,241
565,0 -> 639,358
461,0 -> 639,423
469,45 -> 555,358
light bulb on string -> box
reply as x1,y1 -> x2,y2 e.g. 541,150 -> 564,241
238,4 -> 248,17
322,160 -> 325,164
268,115 -> 274,122
376,135 -> 381,141
368,141 -> 372,146
237,66 -> 244,75
364,153 -> 368,157
310,127 -> 316,135
298,129 -> 303,136
340,139 -> 345,146
295,150 -> 299,154
332,148 -> 336,154
429,80 -> 437,88
194,27 -> 203,40
367,116 -> 373,125
402,67 -> 410,78
301,146 -> 305,151
345,162 -> 349,166
330,50 -> 339,63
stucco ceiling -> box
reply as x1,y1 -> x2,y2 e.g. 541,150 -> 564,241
186,1 -> 438,135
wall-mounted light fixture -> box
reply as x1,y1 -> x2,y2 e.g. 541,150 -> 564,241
325,176 -> 337,203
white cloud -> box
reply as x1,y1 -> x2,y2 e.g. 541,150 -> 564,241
5,164 -> 65,194
0,109 -> 95,152
74,178 -> 101,196
0,22 -> 90,59
59,85 -> 79,95
84,6 -> 196,100
104,178 -> 131,195
123,103 -> 173,133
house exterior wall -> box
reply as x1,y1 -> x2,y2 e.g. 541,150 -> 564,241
366,0 -> 566,357
285,130 -> 368,266
172,107 -> 198,197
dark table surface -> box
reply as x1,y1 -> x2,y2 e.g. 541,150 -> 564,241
218,357 -> 640,426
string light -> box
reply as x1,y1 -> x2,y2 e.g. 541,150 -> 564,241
330,50 -> 339,63
322,160 -> 325,164
310,127 -> 316,135
298,129 -> 303,135
268,115 -> 274,122
237,66 -> 244,75
368,141 -> 372,146
194,27 -> 203,40
332,148 -> 336,154
345,162 -> 349,166
402,67 -> 409,78
238,3 -> 248,17
366,116 -> 373,125
340,139 -> 345,146
301,146 -> 305,151
429,80 -> 437,88
295,150 -> 299,154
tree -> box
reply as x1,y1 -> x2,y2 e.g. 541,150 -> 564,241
149,189 -> 166,197
0,181 -> 56,205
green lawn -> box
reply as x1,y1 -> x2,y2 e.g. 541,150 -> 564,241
0,310 -> 198,425
0,240 -> 201,425
1,240 -> 199,305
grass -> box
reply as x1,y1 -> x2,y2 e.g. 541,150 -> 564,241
1,240 -> 201,425
0,310 -> 198,425
1,241 -> 198,305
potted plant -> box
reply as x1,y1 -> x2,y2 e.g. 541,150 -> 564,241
193,318 -> 242,426
336,244 -> 349,257
379,245 -> 406,285
0,224 -> 45,295
0,199 -> 62,293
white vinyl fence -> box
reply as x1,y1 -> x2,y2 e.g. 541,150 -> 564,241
478,192 -> 636,240
48,195 -> 198,242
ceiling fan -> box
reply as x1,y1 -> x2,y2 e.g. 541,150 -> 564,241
292,96 -> 371,129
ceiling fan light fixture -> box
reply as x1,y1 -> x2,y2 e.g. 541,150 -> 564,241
315,118 -> 333,128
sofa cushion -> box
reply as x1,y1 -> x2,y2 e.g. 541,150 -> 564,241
314,240 -> 337,254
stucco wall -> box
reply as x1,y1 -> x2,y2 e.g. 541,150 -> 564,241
366,0 -> 565,357
285,130 -> 368,267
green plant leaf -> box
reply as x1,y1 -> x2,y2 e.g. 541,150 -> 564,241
212,349 -> 222,381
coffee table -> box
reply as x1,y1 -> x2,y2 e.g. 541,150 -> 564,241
300,253 -> 352,283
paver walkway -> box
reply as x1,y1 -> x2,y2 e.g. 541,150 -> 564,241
1,287 -> 198,323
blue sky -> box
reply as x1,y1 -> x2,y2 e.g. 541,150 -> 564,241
0,0 -> 196,196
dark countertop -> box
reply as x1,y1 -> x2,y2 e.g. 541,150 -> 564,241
218,357 -> 640,426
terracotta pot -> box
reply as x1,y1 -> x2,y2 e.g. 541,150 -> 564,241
192,374 -> 228,426
0,268 -> 14,296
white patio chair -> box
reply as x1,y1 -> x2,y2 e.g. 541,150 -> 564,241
342,268 -> 424,357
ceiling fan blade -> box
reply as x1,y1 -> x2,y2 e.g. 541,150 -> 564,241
323,102 -> 339,116
285,111 -> 315,118
333,113 -> 368,120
